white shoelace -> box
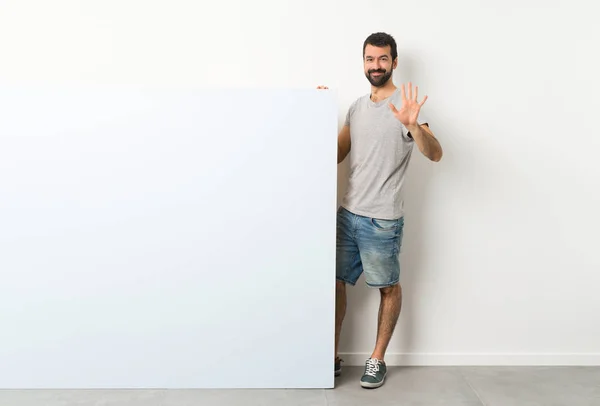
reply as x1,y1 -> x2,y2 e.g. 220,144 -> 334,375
365,358 -> 381,377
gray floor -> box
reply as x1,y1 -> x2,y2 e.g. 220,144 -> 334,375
1,366 -> 599,405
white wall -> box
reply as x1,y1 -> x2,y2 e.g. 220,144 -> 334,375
1,0 -> 599,367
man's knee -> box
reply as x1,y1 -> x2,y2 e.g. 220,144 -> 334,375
380,283 -> 401,296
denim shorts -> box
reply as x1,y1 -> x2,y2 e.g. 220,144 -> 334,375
336,206 -> 404,288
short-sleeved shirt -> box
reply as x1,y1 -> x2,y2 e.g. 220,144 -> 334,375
342,88 -> 426,220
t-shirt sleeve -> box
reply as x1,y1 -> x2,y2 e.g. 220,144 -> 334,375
344,100 -> 357,127
401,124 -> 414,142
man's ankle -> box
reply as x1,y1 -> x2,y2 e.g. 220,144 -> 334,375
370,354 -> 385,362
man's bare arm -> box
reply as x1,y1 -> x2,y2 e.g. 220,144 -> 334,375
337,125 -> 351,164
389,82 -> 443,162
406,123 -> 443,162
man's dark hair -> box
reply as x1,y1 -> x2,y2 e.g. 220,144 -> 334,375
363,32 -> 398,61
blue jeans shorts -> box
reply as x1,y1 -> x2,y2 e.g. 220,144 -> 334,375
336,206 -> 404,288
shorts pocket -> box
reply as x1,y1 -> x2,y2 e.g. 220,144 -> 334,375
370,218 -> 398,231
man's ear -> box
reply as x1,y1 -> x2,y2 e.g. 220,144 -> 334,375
393,58 -> 398,69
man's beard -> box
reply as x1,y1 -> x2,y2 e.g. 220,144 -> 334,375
366,69 -> 392,87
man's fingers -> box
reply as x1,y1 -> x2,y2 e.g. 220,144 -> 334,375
415,85 -> 418,101
316,85 -> 329,89
388,103 -> 398,113
401,83 -> 406,100
419,95 -> 428,106
407,82 -> 412,100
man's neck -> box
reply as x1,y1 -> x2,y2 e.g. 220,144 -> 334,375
370,82 -> 397,102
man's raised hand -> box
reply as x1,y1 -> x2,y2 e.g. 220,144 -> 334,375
389,82 -> 427,127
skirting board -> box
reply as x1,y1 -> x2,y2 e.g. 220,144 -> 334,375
338,353 -> 600,366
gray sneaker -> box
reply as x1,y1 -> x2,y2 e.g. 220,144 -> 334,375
335,357 -> 343,377
360,358 -> 386,388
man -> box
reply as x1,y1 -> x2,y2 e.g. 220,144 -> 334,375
318,32 -> 442,389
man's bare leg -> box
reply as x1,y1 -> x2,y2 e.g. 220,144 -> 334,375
371,283 -> 402,361
335,280 -> 347,360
